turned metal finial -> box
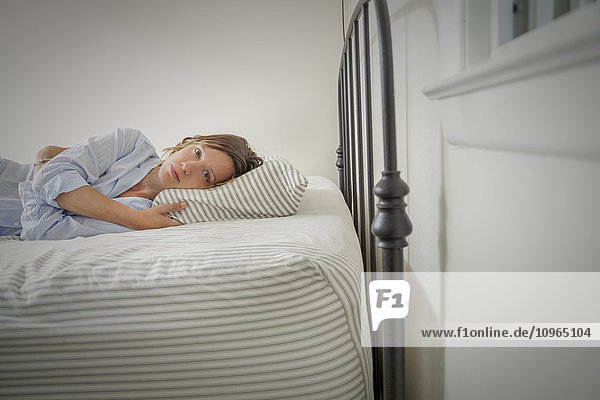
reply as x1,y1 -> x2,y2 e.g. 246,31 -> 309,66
336,145 -> 345,199
336,145 -> 344,170
371,171 -> 412,250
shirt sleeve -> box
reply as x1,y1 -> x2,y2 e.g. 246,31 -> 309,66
31,128 -> 155,208
0,158 -> 33,235
18,180 -> 153,240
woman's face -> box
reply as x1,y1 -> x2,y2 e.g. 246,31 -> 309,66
159,142 -> 235,189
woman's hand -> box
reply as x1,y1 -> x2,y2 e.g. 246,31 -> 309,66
33,145 -> 69,178
36,145 -> 69,161
132,202 -> 187,230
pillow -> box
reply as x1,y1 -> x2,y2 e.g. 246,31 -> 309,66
153,155 -> 308,223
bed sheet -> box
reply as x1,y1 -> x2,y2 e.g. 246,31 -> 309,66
0,176 -> 372,400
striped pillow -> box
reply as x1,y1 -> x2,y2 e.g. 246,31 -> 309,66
153,156 -> 308,223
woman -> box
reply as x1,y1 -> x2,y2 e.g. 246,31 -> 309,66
0,128 -> 262,240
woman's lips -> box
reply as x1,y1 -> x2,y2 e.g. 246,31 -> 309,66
170,165 -> 180,182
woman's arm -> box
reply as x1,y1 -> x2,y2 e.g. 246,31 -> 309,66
56,185 -> 186,230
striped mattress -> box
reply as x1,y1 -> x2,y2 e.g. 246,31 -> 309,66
0,176 -> 372,400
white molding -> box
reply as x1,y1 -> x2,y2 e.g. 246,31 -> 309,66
422,3 -> 600,100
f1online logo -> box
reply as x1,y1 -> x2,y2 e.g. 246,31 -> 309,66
369,280 -> 411,331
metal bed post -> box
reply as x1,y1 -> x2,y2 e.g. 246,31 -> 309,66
353,18 -> 367,262
337,0 -> 412,399
342,57 -> 350,204
360,5 -> 382,399
361,3 -> 377,279
347,36 -> 358,229
370,1 -> 412,399
338,72 -> 347,201
337,77 -> 345,197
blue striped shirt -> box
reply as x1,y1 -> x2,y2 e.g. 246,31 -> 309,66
1,128 -> 161,240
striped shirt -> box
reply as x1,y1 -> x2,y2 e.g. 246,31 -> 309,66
13,128 -> 160,240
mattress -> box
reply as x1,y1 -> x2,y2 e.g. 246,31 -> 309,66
0,176 -> 372,400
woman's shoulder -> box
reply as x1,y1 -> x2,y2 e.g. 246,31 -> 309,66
97,128 -> 155,150
113,127 -> 146,141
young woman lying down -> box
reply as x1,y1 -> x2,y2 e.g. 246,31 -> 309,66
0,128 -> 262,240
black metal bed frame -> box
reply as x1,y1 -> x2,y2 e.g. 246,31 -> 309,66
337,1 -> 412,399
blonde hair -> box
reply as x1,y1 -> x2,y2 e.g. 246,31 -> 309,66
163,134 -> 263,179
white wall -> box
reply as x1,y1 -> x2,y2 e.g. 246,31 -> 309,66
344,0 -> 600,399
0,0 -> 341,181
424,1 -> 600,399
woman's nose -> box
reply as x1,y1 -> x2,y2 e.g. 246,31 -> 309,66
181,161 -> 189,175
181,161 -> 199,175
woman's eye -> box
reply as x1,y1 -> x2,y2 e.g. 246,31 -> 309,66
195,148 -> 202,158
204,170 -> 210,182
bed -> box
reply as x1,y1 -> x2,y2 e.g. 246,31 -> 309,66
0,176 -> 373,399
1,0 -> 408,399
